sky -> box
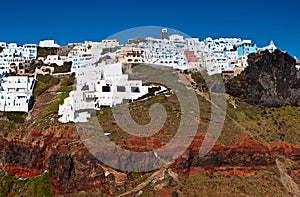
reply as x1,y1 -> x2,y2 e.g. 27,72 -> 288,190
0,0 -> 299,57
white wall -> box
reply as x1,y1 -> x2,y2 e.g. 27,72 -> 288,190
39,40 -> 60,48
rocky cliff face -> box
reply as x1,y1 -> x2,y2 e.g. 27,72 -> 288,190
0,125 -> 299,195
0,126 -> 127,195
226,50 -> 300,107
173,135 -> 300,175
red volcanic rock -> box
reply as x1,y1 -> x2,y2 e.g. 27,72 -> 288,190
269,142 -> 300,156
172,134 -> 300,176
5,165 -> 43,178
0,125 -> 127,195
293,170 -> 300,177
122,136 -> 165,152
1,126 -> 300,195
220,168 -> 256,176
187,167 -> 200,177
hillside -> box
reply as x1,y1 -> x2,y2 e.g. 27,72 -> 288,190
0,51 -> 299,196
0,91 -> 299,196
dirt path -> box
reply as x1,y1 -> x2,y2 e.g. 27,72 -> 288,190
179,72 -> 238,108
178,72 -> 211,102
116,163 -> 182,197
46,80 -> 62,92
25,80 -> 62,128
117,166 -> 169,197
117,73 -> 238,196
276,159 -> 300,197
184,71 -> 300,196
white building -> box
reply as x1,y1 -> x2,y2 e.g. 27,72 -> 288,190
0,56 -> 11,74
260,40 -> 277,53
101,39 -> 120,48
68,41 -> 106,73
71,57 -> 88,73
44,55 -> 66,66
119,35 -> 189,70
22,44 -> 38,60
0,43 -> 37,74
39,40 -> 60,48
0,75 -> 36,112
185,38 -> 200,51
169,34 -> 185,48
58,62 -> 154,123
0,42 -> 7,48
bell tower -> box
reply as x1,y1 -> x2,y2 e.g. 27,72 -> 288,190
162,28 -> 168,40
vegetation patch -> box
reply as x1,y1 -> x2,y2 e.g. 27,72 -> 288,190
34,75 -> 59,98
5,112 -> 25,124
0,172 -> 51,197
37,47 -> 59,58
47,91 -> 70,112
128,172 -> 153,187
53,61 -> 72,73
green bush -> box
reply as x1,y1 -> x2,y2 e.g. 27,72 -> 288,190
191,72 -> 209,92
0,172 -> 52,197
57,86 -> 73,92
60,73 -> 75,86
47,91 -> 70,112
0,173 -> 14,196
26,173 -> 51,197
6,112 -> 25,123
53,61 -> 72,73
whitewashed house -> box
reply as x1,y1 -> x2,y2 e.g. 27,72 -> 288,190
0,42 -> 7,48
260,40 -> 277,53
169,34 -> 185,48
39,40 -> 60,48
68,41 -> 105,73
0,75 -> 36,112
101,39 -> 120,48
71,57 -> 88,73
22,44 -> 38,60
58,62 -> 151,123
0,43 -> 37,74
44,55 -> 66,66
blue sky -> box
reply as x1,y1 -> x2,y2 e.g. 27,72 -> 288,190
1,0 -> 299,57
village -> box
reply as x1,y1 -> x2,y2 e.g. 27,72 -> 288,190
0,28 -> 298,122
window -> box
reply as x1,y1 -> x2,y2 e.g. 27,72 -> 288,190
102,86 -> 111,92
131,87 -> 140,93
117,86 -> 126,92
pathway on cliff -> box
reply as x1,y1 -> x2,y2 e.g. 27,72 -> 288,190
25,80 -> 62,129
179,72 -> 300,194
179,72 -> 270,144
276,159 -> 300,197
117,72 -> 300,196
117,163 -> 181,197
117,72 -> 243,196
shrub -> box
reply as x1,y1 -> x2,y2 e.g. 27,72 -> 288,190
6,112 -> 25,123
53,61 -> 72,73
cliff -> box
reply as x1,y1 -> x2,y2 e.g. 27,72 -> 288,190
0,126 -> 127,195
0,125 -> 299,195
226,50 -> 300,107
